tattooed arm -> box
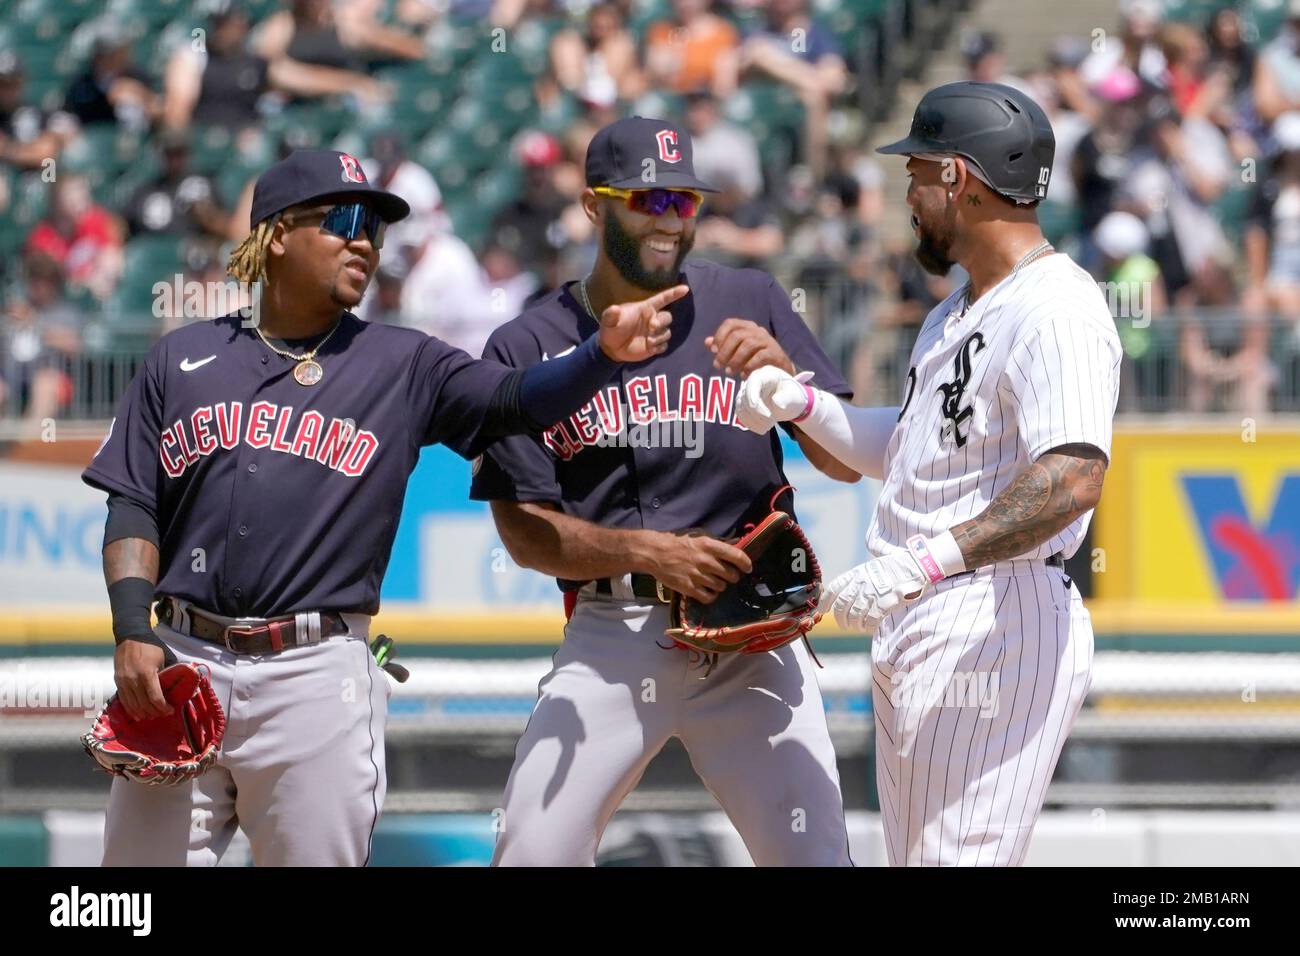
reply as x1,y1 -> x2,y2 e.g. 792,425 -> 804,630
949,444 -> 1107,567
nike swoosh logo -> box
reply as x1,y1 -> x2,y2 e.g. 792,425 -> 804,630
541,345 -> 577,362
180,356 -> 216,372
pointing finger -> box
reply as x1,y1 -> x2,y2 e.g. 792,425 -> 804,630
646,284 -> 689,312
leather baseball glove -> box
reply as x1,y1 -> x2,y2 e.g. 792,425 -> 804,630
666,494 -> 822,658
82,662 -> 226,785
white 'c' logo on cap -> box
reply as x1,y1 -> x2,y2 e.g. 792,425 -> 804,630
655,130 -> 681,164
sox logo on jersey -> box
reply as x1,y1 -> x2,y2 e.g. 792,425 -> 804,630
935,332 -> 985,448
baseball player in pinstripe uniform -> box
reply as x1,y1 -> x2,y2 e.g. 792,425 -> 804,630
738,82 -> 1122,866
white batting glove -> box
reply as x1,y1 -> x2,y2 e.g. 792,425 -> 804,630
736,366 -> 816,435
820,533 -> 967,633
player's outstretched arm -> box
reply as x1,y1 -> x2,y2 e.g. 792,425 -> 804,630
460,284 -> 689,447
490,500 -> 751,604
737,365 -> 900,479
949,444 -> 1107,568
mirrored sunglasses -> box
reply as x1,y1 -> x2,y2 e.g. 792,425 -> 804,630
595,186 -> 704,219
312,202 -> 387,249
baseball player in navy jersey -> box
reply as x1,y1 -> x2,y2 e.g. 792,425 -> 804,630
82,148 -> 688,866
739,83 -> 1123,866
471,117 -> 861,866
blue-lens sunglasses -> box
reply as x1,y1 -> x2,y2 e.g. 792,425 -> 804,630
292,202 -> 387,249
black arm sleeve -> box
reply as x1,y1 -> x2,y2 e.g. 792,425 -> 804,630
105,493 -> 160,548
481,335 -> 617,438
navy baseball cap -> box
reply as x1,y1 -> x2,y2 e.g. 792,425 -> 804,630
585,116 -> 717,192
249,149 -> 410,228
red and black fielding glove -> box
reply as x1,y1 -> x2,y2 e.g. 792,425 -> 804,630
666,489 -> 823,657
82,662 -> 226,785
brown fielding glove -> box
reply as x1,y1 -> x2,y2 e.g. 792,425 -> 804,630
666,510 -> 822,656
82,662 -> 226,785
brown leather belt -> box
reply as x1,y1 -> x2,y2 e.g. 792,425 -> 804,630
157,597 -> 349,655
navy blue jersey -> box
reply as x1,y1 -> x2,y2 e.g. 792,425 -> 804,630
83,312 -> 511,617
470,260 -> 851,587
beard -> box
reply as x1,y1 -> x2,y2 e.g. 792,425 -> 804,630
603,212 -> 693,290
913,210 -> 956,276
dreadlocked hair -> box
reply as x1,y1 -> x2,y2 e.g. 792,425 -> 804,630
226,214 -> 281,284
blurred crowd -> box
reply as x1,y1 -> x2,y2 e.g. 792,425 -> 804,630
2,0 -> 1299,423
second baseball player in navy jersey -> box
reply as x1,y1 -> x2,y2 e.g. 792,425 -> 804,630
473,117 -> 857,866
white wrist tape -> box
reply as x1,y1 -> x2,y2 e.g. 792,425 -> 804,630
906,530 -> 967,581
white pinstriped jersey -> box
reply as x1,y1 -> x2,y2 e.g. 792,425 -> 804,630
865,252 -> 1121,561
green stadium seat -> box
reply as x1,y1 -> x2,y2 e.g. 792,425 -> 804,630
239,0 -> 283,22
373,64 -> 458,135
13,0 -> 100,28
1214,183 -> 1254,243
1038,201 -> 1082,246
110,235 -> 185,317
444,199 -> 493,250
724,83 -> 805,144
1163,0 -> 1226,24
471,162 -> 523,215
627,0 -> 673,40
1248,0 -> 1288,44
188,126 -> 236,176
534,90 -> 581,137
508,17 -> 565,77
105,0 -> 189,28
62,125 -> 144,170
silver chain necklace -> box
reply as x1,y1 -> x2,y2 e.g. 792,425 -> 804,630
578,277 -> 597,319
957,240 -> 1054,319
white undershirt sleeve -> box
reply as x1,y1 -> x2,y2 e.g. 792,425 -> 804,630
794,390 -> 900,480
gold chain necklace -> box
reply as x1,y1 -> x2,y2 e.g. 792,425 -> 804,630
255,318 -> 342,386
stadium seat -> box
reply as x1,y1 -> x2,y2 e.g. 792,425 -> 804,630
444,198 -> 493,251
105,0 -> 189,28
1038,201 -> 1082,246
508,16 -> 565,78
61,126 -> 148,195
1213,183 -> 1254,244
1247,0 -> 1288,44
723,83 -> 805,145
471,162 -> 523,216
185,125 -> 238,177
11,0 -> 100,29
109,234 -> 185,317
627,0 -> 673,40
534,90 -> 581,136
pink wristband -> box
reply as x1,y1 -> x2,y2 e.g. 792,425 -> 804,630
791,384 -> 816,424
906,534 -> 947,584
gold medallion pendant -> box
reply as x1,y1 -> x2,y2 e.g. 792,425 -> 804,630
294,359 -> 324,386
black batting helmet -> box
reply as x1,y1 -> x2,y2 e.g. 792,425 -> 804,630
877,82 -> 1056,204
